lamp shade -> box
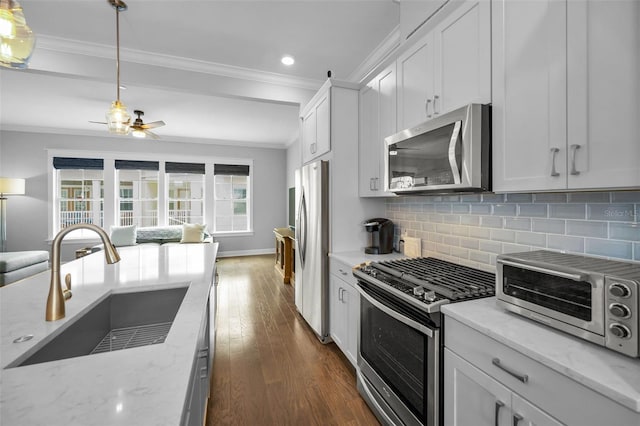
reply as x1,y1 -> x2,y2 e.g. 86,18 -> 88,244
0,177 -> 25,195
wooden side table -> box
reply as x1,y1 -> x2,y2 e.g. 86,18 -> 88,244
273,228 -> 294,284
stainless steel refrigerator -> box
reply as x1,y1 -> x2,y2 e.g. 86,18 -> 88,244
294,160 -> 329,343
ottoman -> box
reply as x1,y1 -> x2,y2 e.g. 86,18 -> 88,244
0,251 -> 50,286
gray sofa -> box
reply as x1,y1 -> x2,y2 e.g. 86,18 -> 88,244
92,225 -> 213,252
0,250 -> 50,286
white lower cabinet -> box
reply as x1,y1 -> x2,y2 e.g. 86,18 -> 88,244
329,258 -> 359,367
444,316 -> 640,426
445,349 -> 562,426
183,300 -> 211,426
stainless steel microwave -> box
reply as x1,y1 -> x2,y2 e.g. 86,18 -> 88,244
497,250 -> 640,358
384,103 -> 491,194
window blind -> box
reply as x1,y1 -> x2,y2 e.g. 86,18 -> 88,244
53,157 -> 104,170
166,162 -> 205,174
114,160 -> 159,171
214,164 -> 250,176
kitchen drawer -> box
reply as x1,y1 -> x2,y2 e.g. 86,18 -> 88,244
445,316 -> 639,425
329,257 -> 357,288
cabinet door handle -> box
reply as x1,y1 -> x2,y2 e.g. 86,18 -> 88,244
492,358 -> 529,383
339,269 -> 348,276
550,147 -> 560,177
425,99 -> 432,118
370,178 -> 375,191
374,177 -> 379,191
513,413 -> 524,426
433,95 -> 440,115
495,400 -> 505,426
310,142 -> 317,154
338,287 -> 343,302
570,144 -> 581,175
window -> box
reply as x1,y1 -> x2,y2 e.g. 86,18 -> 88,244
115,160 -> 159,227
214,164 -> 250,232
166,162 -> 205,225
53,157 -> 104,233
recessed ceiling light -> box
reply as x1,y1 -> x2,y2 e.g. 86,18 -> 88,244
281,55 -> 295,66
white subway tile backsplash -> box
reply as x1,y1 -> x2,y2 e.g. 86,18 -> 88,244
387,191 -> 639,270
493,204 -> 518,216
609,223 -> 640,242
549,203 -> 586,219
532,219 -> 565,234
588,204 -> 636,222
481,216 -> 503,228
566,220 -> 608,238
546,235 -> 585,253
516,232 -> 547,247
505,218 -> 532,231
491,229 -> 516,243
585,238 -> 633,260
518,204 -> 548,218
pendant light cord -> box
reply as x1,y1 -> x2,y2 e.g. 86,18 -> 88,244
115,5 -> 121,102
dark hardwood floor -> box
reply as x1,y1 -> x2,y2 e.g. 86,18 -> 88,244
207,254 -> 379,426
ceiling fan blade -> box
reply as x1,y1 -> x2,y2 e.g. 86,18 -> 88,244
141,120 -> 165,129
89,121 -> 108,125
144,130 -> 160,140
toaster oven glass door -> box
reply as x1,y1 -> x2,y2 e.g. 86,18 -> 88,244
501,265 -> 593,321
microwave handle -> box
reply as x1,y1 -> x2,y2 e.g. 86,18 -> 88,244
499,259 -> 589,282
448,120 -> 462,185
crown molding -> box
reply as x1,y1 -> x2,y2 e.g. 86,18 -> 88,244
347,25 -> 401,85
35,35 -> 324,91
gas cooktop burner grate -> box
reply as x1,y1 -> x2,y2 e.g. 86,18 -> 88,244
368,257 -> 495,302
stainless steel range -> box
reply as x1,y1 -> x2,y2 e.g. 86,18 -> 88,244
353,257 -> 495,426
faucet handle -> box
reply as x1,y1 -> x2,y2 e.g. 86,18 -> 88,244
64,273 -> 72,300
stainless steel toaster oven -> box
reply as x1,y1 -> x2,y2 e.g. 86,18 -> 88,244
496,250 -> 640,358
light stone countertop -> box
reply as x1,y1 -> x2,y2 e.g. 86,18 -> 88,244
441,297 -> 640,413
329,250 -> 406,268
0,242 -> 219,426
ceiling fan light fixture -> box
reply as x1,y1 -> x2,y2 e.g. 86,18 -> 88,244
0,0 -> 36,69
106,100 -> 131,135
131,129 -> 146,138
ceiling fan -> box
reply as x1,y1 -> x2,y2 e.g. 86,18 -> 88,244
89,0 -> 165,138
130,110 -> 165,139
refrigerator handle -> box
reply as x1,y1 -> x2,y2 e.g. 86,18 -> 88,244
297,189 -> 307,267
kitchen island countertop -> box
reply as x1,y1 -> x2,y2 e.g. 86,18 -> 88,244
0,242 -> 218,426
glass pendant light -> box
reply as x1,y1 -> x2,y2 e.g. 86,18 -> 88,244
0,0 -> 36,69
105,0 -> 130,135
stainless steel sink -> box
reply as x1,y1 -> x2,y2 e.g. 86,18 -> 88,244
10,286 -> 188,367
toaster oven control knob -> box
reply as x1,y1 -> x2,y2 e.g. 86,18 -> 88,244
609,283 -> 631,298
609,303 -> 631,319
609,324 -> 631,339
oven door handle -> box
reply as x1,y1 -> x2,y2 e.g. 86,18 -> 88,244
358,285 -> 435,338
498,259 -> 589,283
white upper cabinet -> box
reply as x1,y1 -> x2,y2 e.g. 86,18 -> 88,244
433,0 -> 491,115
397,33 -> 435,131
566,0 -> 640,189
397,0 -> 491,131
493,0 -> 640,192
492,0 -> 568,192
359,63 -> 397,197
301,88 -> 330,164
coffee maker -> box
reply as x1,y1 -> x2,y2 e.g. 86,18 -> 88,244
364,218 -> 394,254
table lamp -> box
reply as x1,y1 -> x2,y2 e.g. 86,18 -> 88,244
0,177 -> 25,252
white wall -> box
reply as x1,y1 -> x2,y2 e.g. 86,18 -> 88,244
0,130 -> 286,260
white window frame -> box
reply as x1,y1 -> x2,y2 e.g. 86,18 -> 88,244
47,150 -> 254,241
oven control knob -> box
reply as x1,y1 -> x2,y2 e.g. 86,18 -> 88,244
413,286 -> 425,297
609,324 -> 631,339
609,303 -> 631,319
424,291 -> 437,302
609,283 -> 631,298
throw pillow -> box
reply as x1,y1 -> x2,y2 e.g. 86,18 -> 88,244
181,223 -> 206,243
110,225 -> 137,247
